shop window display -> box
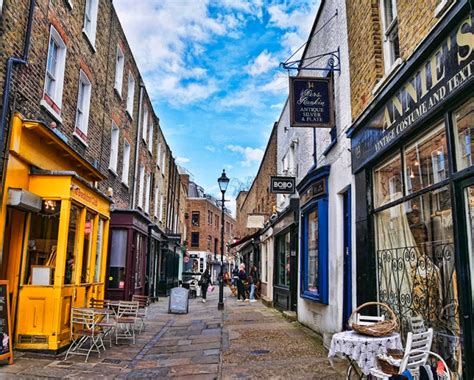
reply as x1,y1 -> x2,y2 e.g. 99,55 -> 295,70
276,232 -> 290,287
80,212 -> 94,283
108,229 -> 127,289
373,154 -> 402,208
307,208 -> 319,293
65,204 -> 81,285
24,200 -> 61,285
93,219 -> 105,283
454,98 -> 474,171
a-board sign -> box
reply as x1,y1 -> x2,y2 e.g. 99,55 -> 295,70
0,281 -> 13,365
168,287 -> 189,314
270,176 -> 296,194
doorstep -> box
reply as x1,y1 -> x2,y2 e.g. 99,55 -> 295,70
282,310 -> 297,322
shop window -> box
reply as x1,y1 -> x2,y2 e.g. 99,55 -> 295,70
454,98 -> 474,171
404,123 -> 448,194
142,106 -> 148,143
65,204 -> 81,285
126,72 -> 135,116
24,200 -> 61,285
276,231 -> 290,287
83,0 -> 98,46
135,233 -> 144,288
74,70 -> 92,141
93,218 -> 105,283
373,154 -> 402,208
109,122 -> 119,172
108,229 -> 127,289
114,45 -> 124,95
42,26 -> 67,117
191,232 -> 199,247
191,211 -> 200,226
380,0 -> 400,74
301,198 -> 329,303
122,140 -> 130,185
80,211 -> 94,283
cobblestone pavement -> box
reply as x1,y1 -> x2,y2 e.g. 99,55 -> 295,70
0,288 -> 346,379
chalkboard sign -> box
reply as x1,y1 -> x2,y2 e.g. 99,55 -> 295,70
0,281 -> 13,364
168,287 -> 189,314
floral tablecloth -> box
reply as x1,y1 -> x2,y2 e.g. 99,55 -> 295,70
328,330 -> 402,375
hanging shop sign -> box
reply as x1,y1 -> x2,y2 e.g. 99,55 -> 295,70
0,281 -> 13,365
350,14 -> 473,173
289,76 -> 334,128
270,176 -> 296,194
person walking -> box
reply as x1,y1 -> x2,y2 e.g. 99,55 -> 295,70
231,266 -> 239,296
249,264 -> 259,302
200,269 -> 212,303
236,263 -> 247,302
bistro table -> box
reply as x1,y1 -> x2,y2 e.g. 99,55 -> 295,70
328,330 -> 403,378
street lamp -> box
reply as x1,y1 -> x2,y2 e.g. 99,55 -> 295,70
217,169 -> 229,310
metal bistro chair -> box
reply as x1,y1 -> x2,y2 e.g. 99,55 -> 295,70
90,298 -> 115,348
115,301 -> 139,345
370,328 -> 436,379
132,295 -> 150,334
65,308 -> 106,362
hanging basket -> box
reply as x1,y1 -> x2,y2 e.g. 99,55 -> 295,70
349,302 -> 398,337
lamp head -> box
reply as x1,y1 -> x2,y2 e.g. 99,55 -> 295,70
218,169 -> 230,193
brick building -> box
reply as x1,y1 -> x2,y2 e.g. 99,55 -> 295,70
184,177 -> 236,282
346,0 -> 473,376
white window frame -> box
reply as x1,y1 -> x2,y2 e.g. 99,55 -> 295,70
148,123 -> 154,154
380,0 -> 400,74
126,72 -> 135,117
159,195 -> 164,222
145,174 -> 151,214
157,142 -> 162,168
114,45 -> 125,95
83,0 -> 99,47
109,122 -> 120,173
138,165 -> 145,209
122,140 -> 131,185
161,151 -> 166,173
74,70 -> 92,142
41,26 -> 67,120
154,189 -> 160,218
142,106 -> 148,143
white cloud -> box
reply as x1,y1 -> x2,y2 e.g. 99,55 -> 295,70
270,102 -> 284,109
226,145 -> 264,167
205,145 -> 216,152
175,156 -> 190,165
245,50 -> 276,76
260,73 -> 288,93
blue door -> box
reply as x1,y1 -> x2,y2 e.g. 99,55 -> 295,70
342,188 -> 352,329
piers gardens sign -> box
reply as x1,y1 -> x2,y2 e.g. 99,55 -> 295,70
289,76 -> 334,128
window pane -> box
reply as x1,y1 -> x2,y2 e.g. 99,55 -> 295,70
108,229 -> 127,288
373,154 -> 402,208
191,232 -> 199,247
464,186 -> 474,299
404,123 -> 448,194
454,98 -> 474,171
192,212 -> 200,226
65,204 -> 81,285
80,212 -> 94,283
375,186 -> 462,376
307,208 -> 319,293
276,232 -> 290,287
24,201 -> 61,285
94,219 -> 104,282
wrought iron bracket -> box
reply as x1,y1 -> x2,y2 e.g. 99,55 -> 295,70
280,47 -> 341,73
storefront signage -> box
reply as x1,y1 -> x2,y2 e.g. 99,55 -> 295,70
168,287 -> 189,314
0,281 -> 13,364
270,176 -> 296,194
72,187 -> 98,207
351,14 -> 473,172
289,76 -> 334,128
300,178 -> 327,205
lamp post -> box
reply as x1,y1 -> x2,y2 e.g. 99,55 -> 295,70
217,169 -> 229,310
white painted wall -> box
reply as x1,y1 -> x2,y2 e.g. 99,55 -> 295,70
274,0 -> 355,345
260,227 -> 274,303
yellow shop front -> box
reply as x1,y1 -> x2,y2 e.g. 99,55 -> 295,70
0,113 -> 110,352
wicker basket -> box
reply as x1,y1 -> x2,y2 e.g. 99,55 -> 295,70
377,356 -> 400,375
349,302 -> 398,337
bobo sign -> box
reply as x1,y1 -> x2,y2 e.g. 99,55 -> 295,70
270,176 -> 296,195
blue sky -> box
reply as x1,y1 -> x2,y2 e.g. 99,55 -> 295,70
114,0 -> 319,213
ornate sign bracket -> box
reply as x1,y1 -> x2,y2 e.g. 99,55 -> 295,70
280,48 -> 341,73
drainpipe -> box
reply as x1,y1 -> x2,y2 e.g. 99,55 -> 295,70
131,83 -> 144,209
0,0 -> 36,188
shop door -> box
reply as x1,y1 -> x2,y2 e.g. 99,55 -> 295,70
455,179 -> 474,379
342,189 -> 352,329
290,227 -> 298,312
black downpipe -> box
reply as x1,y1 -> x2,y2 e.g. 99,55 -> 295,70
0,0 -> 36,185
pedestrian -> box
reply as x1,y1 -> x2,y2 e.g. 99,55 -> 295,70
199,268 -> 212,303
249,264 -> 259,302
231,266 -> 239,296
236,263 -> 247,302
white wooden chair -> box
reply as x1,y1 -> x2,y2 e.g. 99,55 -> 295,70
409,315 -> 426,334
370,328 -> 447,379
353,312 -> 385,326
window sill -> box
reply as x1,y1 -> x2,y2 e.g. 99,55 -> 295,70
121,181 -> 129,189
66,0 -> 73,9
40,98 -> 63,124
82,29 -> 97,53
73,131 -> 89,147
114,86 -> 123,100
108,168 -> 118,177
126,109 -> 133,121
301,290 -> 327,304
372,57 -> 404,96
434,0 -> 454,18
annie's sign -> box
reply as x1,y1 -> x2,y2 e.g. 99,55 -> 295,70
351,14 -> 473,172
289,77 -> 334,128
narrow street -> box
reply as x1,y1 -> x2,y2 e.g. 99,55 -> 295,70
0,289 -> 346,379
